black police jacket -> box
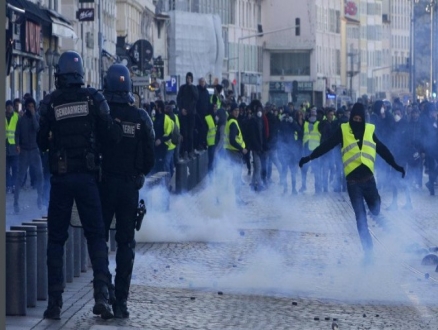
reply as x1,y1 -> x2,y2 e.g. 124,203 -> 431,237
102,103 -> 155,176
37,86 -> 123,174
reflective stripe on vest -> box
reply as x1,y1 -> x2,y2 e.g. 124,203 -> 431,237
341,123 -> 376,176
224,118 -> 245,151
303,121 -> 320,151
5,112 -> 18,145
205,114 -> 217,146
164,114 -> 176,150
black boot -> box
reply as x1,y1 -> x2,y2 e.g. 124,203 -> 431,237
43,295 -> 63,320
92,283 -> 114,320
113,299 -> 129,318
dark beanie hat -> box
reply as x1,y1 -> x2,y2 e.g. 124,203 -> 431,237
6,100 -> 13,107
24,97 -> 36,108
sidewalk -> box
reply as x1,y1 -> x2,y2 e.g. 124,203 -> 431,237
6,170 -> 438,329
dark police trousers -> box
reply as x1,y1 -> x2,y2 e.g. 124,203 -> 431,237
47,173 -> 111,294
100,175 -> 138,301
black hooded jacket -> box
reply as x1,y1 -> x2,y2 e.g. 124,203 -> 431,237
176,72 -> 199,115
307,103 -> 400,181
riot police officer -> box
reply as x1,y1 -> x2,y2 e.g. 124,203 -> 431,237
37,51 -> 122,320
100,64 -> 155,318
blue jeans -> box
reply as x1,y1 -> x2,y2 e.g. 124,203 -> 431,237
164,149 -> 175,178
347,176 -> 381,254
6,155 -> 18,188
14,148 -> 43,206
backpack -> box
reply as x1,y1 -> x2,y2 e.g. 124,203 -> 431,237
170,119 -> 180,145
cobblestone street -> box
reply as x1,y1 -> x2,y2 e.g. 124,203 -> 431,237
6,169 -> 438,329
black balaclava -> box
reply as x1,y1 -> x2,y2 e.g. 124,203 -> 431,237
349,102 -> 366,139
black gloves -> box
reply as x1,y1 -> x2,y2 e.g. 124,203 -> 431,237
299,156 -> 311,168
395,165 -> 405,178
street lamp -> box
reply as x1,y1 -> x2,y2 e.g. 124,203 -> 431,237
45,49 -> 60,92
425,0 -> 438,99
237,25 -> 299,97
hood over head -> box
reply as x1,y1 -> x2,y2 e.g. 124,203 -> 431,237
372,100 -> 384,115
349,102 -> 366,136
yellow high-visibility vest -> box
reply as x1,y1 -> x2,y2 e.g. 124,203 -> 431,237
164,114 -> 177,150
5,112 -> 18,145
205,114 -> 217,146
210,95 -> 221,109
224,118 -> 245,151
303,121 -> 320,151
341,123 -> 376,177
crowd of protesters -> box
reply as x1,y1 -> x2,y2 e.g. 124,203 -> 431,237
7,77 -> 438,212
6,94 -> 50,214
144,73 -> 438,207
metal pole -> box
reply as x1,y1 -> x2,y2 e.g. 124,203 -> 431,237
6,231 -> 27,316
73,227 -> 81,277
431,4 -> 434,100
237,25 -> 299,98
65,226 -> 74,283
238,38 -> 241,97
81,228 -> 88,272
10,225 -> 37,308
411,0 -> 416,103
98,0 -> 103,89
23,221 -> 47,301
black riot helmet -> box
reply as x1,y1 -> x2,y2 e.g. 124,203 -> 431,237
54,51 -> 85,88
103,64 -> 135,104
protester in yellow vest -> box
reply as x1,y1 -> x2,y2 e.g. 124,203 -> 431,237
5,100 -> 19,193
299,103 -> 405,265
300,107 -> 322,193
161,105 -> 179,182
224,106 -> 247,203
204,104 -> 218,172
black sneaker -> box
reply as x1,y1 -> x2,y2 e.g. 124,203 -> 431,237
113,300 -> 129,319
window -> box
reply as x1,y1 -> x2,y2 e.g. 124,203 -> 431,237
270,52 -> 311,76
295,18 -> 300,36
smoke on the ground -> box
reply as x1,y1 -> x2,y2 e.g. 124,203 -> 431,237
134,162 -> 436,305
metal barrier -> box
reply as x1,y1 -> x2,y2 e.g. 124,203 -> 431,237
6,231 -> 27,316
10,225 -> 37,308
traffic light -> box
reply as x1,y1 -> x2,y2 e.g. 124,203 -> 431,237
153,56 -> 164,80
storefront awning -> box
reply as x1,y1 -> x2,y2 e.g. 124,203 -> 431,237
47,9 -> 77,39
7,0 -> 52,27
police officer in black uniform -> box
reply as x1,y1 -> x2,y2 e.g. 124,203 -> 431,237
100,64 -> 155,318
37,51 -> 122,320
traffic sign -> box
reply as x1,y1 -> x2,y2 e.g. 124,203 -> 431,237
166,75 -> 178,94
132,76 -> 149,86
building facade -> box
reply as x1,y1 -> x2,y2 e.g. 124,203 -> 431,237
261,0 -> 342,107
